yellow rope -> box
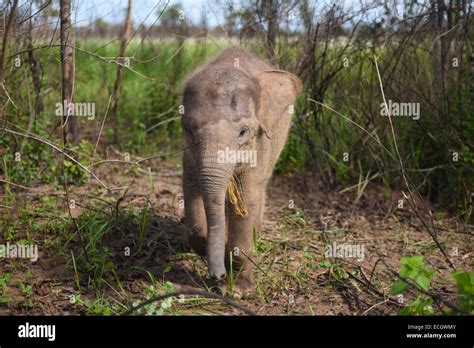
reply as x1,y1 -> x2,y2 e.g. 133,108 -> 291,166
227,175 -> 247,217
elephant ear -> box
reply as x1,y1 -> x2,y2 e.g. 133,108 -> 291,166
256,70 -> 302,138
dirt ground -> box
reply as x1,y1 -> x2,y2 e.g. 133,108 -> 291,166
0,156 -> 472,316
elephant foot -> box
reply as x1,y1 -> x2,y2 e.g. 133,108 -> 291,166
221,277 -> 254,299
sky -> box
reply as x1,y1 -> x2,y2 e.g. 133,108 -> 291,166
71,0 -> 228,28
52,0 -> 394,29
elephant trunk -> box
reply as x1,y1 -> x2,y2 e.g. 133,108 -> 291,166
198,146 -> 234,280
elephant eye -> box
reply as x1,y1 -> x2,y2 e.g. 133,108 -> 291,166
238,126 -> 249,138
185,128 -> 194,140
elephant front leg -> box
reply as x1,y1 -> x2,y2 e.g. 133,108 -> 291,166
185,194 -> 207,257
183,157 -> 208,257
225,190 -> 263,298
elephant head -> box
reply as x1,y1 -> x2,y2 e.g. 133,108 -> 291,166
182,63 -> 301,280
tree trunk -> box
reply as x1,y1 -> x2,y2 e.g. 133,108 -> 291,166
0,0 -> 19,84
265,0 -> 278,61
59,0 -> 78,144
28,6 -> 44,123
111,0 -> 133,144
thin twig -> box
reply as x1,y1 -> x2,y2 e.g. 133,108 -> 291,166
373,56 -> 456,271
375,253 -> 465,314
0,127 -> 109,190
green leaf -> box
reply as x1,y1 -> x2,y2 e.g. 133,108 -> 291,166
400,296 -> 434,316
390,280 -> 409,295
453,271 -> 474,295
402,255 -> 424,269
398,256 -> 435,290
413,272 -> 431,290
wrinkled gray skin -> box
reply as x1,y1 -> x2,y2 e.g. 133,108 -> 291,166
182,47 -> 301,298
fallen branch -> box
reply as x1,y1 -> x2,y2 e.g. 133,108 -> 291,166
122,290 -> 256,316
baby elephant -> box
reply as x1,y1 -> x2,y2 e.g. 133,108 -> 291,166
181,47 -> 301,298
